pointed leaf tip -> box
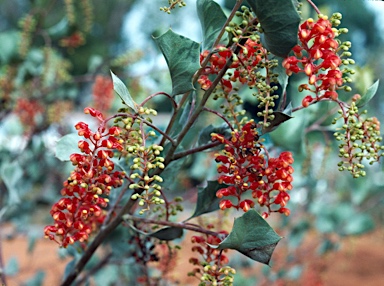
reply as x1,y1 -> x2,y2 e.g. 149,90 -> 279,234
356,80 -> 379,107
153,29 -> 200,96
218,209 -> 282,265
110,71 -> 138,112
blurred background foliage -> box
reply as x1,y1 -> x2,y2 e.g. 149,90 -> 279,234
0,0 -> 383,285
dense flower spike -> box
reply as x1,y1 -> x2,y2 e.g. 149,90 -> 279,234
93,75 -> 114,113
198,39 -> 264,93
14,98 -> 44,131
212,120 -> 294,216
283,14 -> 352,106
333,101 -> 384,177
188,226 -> 234,285
44,108 -> 125,247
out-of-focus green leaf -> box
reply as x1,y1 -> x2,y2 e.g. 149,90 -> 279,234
94,265 -> 119,286
153,29 -> 200,96
63,258 -> 77,281
342,213 -> 374,236
216,209 -> 282,265
356,80 -> 379,107
246,0 -> 300,57
198,123 -> 231,147
110,71 -> 138,112
5,257 -> 19,276
0,31 -> 20,63
0,160 -> 23,205
149,227 -> 183,241
197,0 -> 228,49
25,271 -> 45,286
189,181 -> 227,219
55,133 -> 79,161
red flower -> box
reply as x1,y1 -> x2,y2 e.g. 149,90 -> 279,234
212,121 -> 294,216
45,108 -> 125,247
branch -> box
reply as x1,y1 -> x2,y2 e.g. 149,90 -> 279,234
123,215 -> 222,238
172,140 -> 222,161
139,91 -> 177,110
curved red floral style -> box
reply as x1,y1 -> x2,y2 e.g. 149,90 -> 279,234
282,16 -> 344,106
44,107 -> 125,247
212,121 -> 294,217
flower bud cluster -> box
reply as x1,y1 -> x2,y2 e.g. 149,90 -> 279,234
212,121 -> 294,217
160,0 -> 186,14
333,101 -> 384,177
44,108 -> 125,247
129,144 -> 166,214
282,13 -> 353,107
18,13 -> 37,58
14,98 -> 44,132
198,37 -> 264,94
114,107 -> 165,214
188,226 -> 233,285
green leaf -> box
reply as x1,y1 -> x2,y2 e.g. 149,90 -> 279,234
110,71 -> 138,112
63,258 -> 77,280
94,265 -> 119,286
198,123 -> 231,147
189,181 -> 227,219
0,160 -> 23,205
217,209 -> 282,265
149,227 -> 184,241
246,0 -> 300,57
341,213 -> 374,236
5,257 -> 19,276
25,271 -> 45,286
55,133 -> 79,161
0,31 -> 20,64
262,103 -> 293,133
197,0 -> 228,49
356,79 -> 379,107
153,29 -> 200,96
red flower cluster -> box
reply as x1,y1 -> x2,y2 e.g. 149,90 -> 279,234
282,16 -> 343,106
198,39 -> 264,93
212,121 -> 294,217
93,75 -> 114,113
44,108 -> 125,247
189,226 -> 229,279
14,98 -> 44,131
60,31 -> 85,49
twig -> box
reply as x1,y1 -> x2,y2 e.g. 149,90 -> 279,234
172,140 -> 222,161
203,107 -> 235,131
123,215 -> 222,238
139,92 -> 177,110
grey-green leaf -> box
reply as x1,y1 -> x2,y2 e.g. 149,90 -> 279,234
153,29 -> 200,96
55,133 -> 79,161
198,123 -> 231,147
217,209 -> 282,265
189,181 -> 227,219
246,0 -> 300,57
356,79 -> 379,107
110,71 -> 138,112
149,227 -> 183,241
262,103 -> 293,134
197,0 -> 228,49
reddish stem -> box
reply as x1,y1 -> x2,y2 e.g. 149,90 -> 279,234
307,0 -> 321,15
